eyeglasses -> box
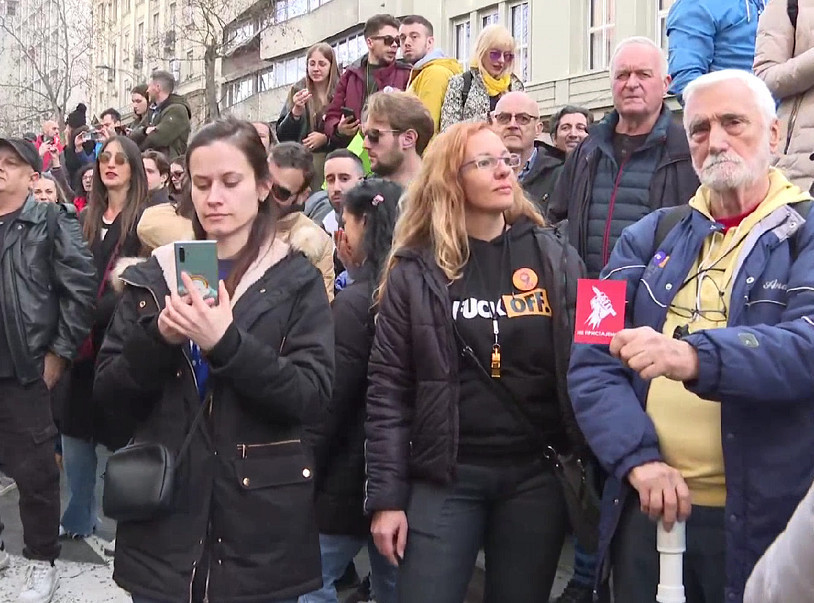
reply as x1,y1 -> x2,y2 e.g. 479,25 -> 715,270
492,112 -> 538,126
98,151 -> 127,166
461,154 -> 522,172
669,268 -> 728,324
171,170 -> 185,179
488,49 -> 515,63
362,128 -> 402,145
271,182 -> 305,202
370,35 -> 400,47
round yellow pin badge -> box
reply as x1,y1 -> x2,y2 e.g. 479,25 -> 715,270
512,268 -> 538,291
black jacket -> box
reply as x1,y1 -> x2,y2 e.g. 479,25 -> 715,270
276,80 -> 332,152
547,106 -> 699,276
521,142 -> 566,215
64,213 -> 143,445
311,271 -> 374,536
94,241 -> 333,602
0,197 -> 96,385
364,223 -> 588,513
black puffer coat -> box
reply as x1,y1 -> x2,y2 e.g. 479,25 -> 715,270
94,238 -> 333,602
310,271 -> 374,536
364,224 -> 587,513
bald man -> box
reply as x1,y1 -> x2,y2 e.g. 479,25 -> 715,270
491,91 -> 564,215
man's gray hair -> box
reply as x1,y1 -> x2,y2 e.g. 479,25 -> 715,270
682,69 -> 777,128
609,36 -> 668,79
150,69 -> 176,94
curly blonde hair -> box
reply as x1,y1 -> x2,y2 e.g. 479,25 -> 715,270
380,121 -> 543,296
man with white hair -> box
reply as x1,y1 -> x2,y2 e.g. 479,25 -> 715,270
548,36 -> 699,278
568,69 -> 814,602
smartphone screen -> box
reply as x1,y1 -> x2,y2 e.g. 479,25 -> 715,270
174,241 -> 219,302
341,107 -> 355,120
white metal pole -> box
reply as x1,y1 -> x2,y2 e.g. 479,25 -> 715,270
656,520 -> 686,603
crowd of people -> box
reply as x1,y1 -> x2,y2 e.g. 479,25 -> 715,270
2,2 -> 814,603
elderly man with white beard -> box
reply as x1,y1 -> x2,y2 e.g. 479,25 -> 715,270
567,69 -> 814,603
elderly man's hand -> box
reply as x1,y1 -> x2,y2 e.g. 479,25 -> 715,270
628,461 -> 692,531
610,326 -> 699,381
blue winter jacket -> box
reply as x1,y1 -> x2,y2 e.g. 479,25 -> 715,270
569,198 -> 814,601
667,0 -> 767,100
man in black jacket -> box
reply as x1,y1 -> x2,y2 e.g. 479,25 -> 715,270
548,36 -> 699,278
0,138 -> 96,602
130,70 -> 192,161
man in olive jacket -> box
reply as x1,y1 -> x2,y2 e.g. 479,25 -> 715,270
0,138 -> 96,600
130,70 -> 192,161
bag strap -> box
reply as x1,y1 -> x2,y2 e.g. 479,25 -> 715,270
653,205 -> 692,253
789,0 -> 799,29
176,396 -> 210,462
461,70 -> 475,108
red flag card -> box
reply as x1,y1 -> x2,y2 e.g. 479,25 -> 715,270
574,279 -> 627,344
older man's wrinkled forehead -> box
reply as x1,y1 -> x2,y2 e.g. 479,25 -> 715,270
685,79 -> 766,131
611,42 -> 667,80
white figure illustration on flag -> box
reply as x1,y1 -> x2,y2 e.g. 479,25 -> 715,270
586,286 -> 617,330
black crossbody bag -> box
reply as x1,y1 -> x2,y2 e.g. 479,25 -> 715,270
453,324 -> 602,552
103,398 -> 209,523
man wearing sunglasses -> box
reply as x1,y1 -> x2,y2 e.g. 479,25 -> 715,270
0,138 -> 95,602
323,14 -> 412,149
268,142 -> 335,301
362,91 -> 434,188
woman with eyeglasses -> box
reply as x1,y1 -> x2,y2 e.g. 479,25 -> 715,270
60,136 -> 150,541
440,25 -> 524,132
365,122 -> 589,603
277,43 -> 341,190
94,118 -> 333,603
169,155 -> 187,200
70,164 -> 94,213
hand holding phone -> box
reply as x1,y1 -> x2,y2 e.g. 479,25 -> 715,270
337,112 -> 360,138
159,274 -> 233,351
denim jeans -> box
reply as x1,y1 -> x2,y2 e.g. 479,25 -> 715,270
398,459 -> 568,603
132,597 -> 298,603
572,537 -> 597,586
60,435 -> 99,536
298,533 -> 398,603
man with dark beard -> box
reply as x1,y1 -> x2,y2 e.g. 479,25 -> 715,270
361,91 -> 433,188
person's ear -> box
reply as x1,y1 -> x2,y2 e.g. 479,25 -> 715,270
257,177 -> 271,202
535,119 -> 543,137
160,173 -> 168,187
768,117 -> 781,154
401,129 -> 417,150
427,35 -> 435,51
28,172 -> 40,190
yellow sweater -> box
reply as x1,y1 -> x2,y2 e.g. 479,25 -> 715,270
407,57 -> 463,133
647,169 -> 809,507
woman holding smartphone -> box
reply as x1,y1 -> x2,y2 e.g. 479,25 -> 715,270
94,118 -> 333,603
365,122 -> 587,602
277,43 -> 340,189
60,136 -> 150,540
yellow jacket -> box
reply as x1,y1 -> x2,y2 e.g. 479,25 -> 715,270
407,54 -> 463,133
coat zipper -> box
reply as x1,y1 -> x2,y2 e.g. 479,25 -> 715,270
602,157 -> 630,267
784,96 -> 804,155
238,439 -> 300,457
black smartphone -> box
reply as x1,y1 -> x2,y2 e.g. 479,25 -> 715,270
341,106 -> 356,121
174,241 -> 219,302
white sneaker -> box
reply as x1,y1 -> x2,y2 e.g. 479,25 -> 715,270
0,475 -> 17,497
17,560 -> 58,603
0,541 -> 9,572
103,538 -> 115,556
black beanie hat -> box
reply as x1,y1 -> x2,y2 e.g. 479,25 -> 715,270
66,103 -> 87,129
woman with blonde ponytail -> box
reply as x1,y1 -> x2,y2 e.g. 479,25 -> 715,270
366,121 -> 590,603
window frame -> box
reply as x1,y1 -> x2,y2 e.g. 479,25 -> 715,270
656,0 -> 675,51
587,0 -> 615,71
452,17 -> 471,67
510,2 -> 530,81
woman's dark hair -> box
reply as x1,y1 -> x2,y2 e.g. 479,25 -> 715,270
84,136 -> 149,248
142,149 -> 171,183
185,117 -> 272,297
342,178 -> 402,289
72,163 -> 94,197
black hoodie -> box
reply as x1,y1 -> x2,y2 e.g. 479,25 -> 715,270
448,217 -> 564,462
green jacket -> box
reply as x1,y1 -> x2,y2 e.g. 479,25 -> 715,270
130,93 -> 191,161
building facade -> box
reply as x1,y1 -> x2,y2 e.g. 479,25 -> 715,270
221,0 -> 678,126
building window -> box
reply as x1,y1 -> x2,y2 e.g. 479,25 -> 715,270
588,0 -> 615,70
257,66 -> 274,92
226,76 -> 254,106
137,21 -> 144,41
186,49 -> 194,79
510,2 -> 529,81
481,8 -> 499,28
657,0 -> 675,50
331,32 -> 364,69
152,11 -> 159,34
169,1 -> 176,26
453,19 -> 471,65
170,57 -> 181,83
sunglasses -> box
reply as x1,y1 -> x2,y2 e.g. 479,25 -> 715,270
271,182 -> 303,202
488,49 -> 515,63
492,112 -> 538,126
370,35 -> 400,47
98,151 -> 127,166
171,170 -> 185,178
362,128 -> 402,145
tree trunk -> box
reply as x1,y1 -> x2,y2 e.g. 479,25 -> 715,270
204,45 -> 219,122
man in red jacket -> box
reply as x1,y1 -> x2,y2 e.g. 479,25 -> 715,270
323,14 -> 412,148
